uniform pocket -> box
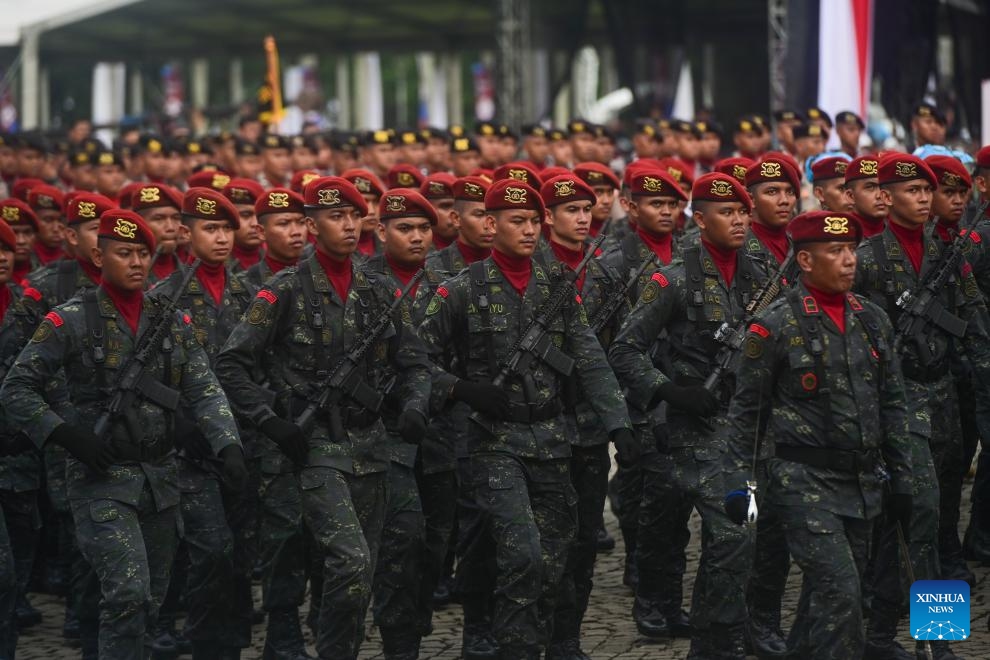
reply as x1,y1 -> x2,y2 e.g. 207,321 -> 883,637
89,499 -> 120,523
299,467 -> 328,491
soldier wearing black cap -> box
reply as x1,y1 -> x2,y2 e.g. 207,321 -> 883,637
792,123 -> 828,165
422,128 -> 451,175
397,129 -> 428,169
632,120 -> 660,161
134,135 -> 169,184
696,121 -> 723,173
450,137 -> 482,178
93,150 -> 127,202
594,125 -> 617,166
290,134 -> 320,173
176,137 -> 214,181
804,107 -> 833,132
671,120 -> 702,168
67,140 -> 104,193
521,124 -> 550,171
473,121 -> 502,169
732,117 -> 763,160
568,119 -> 598,164
259,134 -> 292,188
13,133 -> 48,180
772,110 -> 804,156
498,124 -> 519,164
834,111 -> 865,158
361,130 -> 398,181
330,131 -> 360,175
233,139 -> 264,181
548,129 -> 572,168
912,102 -> 947,148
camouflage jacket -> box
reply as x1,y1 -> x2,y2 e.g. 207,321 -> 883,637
215,253 -> 433,475
724,281 -> 913,519
596,230 -> 682,329
0,280 -> 41,493
417,256 -> 631,460
854,224 -> 990,385
0,287 -> 240,508
608,243 -> 765,447
424,241 -> 470,276
237,258 -> 280,294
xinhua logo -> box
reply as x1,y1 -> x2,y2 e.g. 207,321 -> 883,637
910,580 -> 969,642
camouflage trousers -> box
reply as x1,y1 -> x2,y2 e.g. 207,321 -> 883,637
178,458 -> 259,648
454,456 -> 497,629
780,505 -> 873,659
637,443 -> 752,631
72,484 -> 179,660
472,453 -> 577,652
747,460 -> 790,630
256,465 -> 306,612
0,503 -> 17,658
415,464 -> 458,632
552,442 -> 610,644
372,461 -> 428,651
301,466 -> 385,660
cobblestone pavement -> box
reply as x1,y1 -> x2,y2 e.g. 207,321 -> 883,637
14,476 -> 990,659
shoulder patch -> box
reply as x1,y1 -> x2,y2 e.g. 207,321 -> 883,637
968,230 -> 981,244
846,293 -> 863,311
425,294 -> 443,316
44,311 -> 64,327
23,287 -> 42,302
743,335 -> 763,359
748,323 -> 770,338
256,290 -> 277,304
436,286 -> 449,298
640,280 -> 660,303
651,271 -> 669,288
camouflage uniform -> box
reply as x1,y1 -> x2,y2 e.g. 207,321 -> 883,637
964,216 -> 990,561
608,243 -> 762,655
418,256 -> 631,657
215,252 -> 432,660
725,282 -> 913,659
149,264 -> 256,653
854,224 -> 990,650
0,287 -> 241,660
596,230 -> 677,582
424,241 -> 470,275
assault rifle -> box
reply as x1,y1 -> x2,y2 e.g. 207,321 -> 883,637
470,231 -> 606,434
294,269 -> 425,439
703,251 -> 795,391
93,259 -> 202,439
892,199 -> 989,363
589,253 -> 659,335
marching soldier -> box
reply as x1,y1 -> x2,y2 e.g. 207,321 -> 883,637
609,172 -> 760,659
149,187 -> 254,659
215,176 -> 432,660
1,208 -> 244,660
27,184 -> 67,267
340,168 -> 385,260
417,178 -> 632,659
810,157 -> 854,212
419,173 -> 458,252
853,154 -> 981,660
573,162 -> 621,239
724,211 -> 912,659
424,176 -> 493,274
1,199 -> 39,284
222,178 -> 266,272
131,183 -> 185,285
843,156 -> 886,238
538,173 -> 639,659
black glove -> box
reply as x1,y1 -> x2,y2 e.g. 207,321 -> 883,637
175,415 -> 213,461
0,433 -> 36,457
260,417 -> 309,465
609,428 -> 640,468
886,493 -> 913,542
219,445 -> 248,493
451,380 -> 510,419
48,424 -> 117,474
724,489 -> 749,526
655,382 -> 719,417
398,410 -> 428,444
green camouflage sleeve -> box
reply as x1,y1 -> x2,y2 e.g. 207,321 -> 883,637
378,286 -> 433,418
873,304 -> 913,495
176,312 -> 241,453
417,277 -> 466,413
607,269 -> 677,412
0,310 -> 74,447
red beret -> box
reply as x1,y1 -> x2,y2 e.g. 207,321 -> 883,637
658,158 -> 694,187
131,183 -> 183,213
10,178 -> 44,203
623,159 -> 663,187
98,209 -> 156,250
222,178 -> 265,206
484,179 -> 545,217
713,157 -> 756,184
452,176 -> 490,202
67,192 -> 116,225
186,170 -> 232,192
255,187 -> 305,218
378,188 -> 439,225
573,162 -> 621,190
788,211 -> 861,245
878,154 -> 937,188
470,168 -> 494,182
290,169 -> 322,195
626,168 -> 688,201
492,162 -> 542,189
27,184 -> 65,213
976,145 -> 990,169
117,182 -> 144,210
339,169 -> 384,197
844,156 -> 881,184
182,187 -> 242,229
420,173 -> 456,199
925,155 -> 972,189
762,150 -> 802,175
691,172 -> 753,212
539,166 -> 572,183
386,164 -> 425,190
303,176 -> 369,216
0,220 -> 15,252
540,174 -> 597,208
811,157 -> 850,183
745,157 -> 801,192
0,198 -> 38,230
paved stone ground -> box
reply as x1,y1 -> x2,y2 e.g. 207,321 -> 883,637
14,475 -> 990,659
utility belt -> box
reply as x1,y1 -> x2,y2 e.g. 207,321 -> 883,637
112,439 -> 174,463
282,395 -> 381,431
775,445 -> 879,474
501,400 -> 563,424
